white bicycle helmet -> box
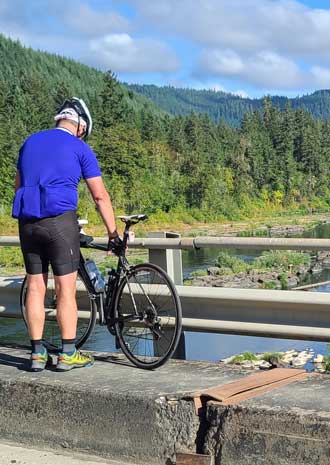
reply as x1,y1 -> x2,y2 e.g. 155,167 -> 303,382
54,97 -> 93,139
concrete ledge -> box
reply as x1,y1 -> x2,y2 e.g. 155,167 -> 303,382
0,347 -> 240,465
204,375 -> 330,465
0,347 -> 329,465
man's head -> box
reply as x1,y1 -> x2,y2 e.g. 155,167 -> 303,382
54,97 -> 93,140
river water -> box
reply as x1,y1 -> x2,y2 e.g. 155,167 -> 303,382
2,223 -> 330,362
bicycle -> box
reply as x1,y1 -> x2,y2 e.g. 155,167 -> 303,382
20,214 -> 183,369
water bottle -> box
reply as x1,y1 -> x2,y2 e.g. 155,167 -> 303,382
84,259 -> 105,293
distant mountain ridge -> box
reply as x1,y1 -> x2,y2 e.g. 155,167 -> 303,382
0,34 -> 165,120
126,84 -> 330,126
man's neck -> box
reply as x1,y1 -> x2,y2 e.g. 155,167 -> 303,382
57,123 -> 77,136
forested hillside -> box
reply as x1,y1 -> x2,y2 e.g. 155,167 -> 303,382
127,84 -> 330,127
1,34 -> 330,224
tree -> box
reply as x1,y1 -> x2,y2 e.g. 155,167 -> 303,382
98,71 -> 128,129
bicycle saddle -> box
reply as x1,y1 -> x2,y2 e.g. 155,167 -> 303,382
117,214 -> 148,224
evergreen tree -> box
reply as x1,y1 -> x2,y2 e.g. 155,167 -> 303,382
98,71 -> 128,129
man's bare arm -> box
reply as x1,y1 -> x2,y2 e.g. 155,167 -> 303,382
85,176 -> 118,237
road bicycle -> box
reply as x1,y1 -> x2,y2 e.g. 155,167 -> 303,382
20,215 -> 182,369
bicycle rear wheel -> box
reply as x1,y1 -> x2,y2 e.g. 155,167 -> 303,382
114,263 -> 182,369
20,269 -> 97,352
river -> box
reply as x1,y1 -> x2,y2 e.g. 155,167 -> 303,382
2,222 -> 330,362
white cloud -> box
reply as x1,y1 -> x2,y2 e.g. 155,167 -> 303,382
200,50 -> 244,75
88,33 -> 179,73
245,52 -> 302,89
0,1 -> 179,75
128,0 -> 330,62
311,66 -> 330,89
2,0 -> 330,90
55,3 -> 130,37
199,49 -> 302,89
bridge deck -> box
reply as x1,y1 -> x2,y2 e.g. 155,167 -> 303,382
0,346 -> 329,465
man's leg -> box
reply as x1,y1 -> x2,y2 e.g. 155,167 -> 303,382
54,271 -> 78,340
25,272 -> 49,372
25,273 -> 47,340
54,271 -> 94,371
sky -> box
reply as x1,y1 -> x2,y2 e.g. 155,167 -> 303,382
1,0 -> 330,98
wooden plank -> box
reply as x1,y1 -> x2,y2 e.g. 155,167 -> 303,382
176,452 -> 212,465
194,368 -> 307,413
198,368 -> 305,401
220,371 -> 307,405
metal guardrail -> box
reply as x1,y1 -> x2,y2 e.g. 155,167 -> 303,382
1,234 -> 330,341
3,235 -> 330,250
2,277 -> 330,341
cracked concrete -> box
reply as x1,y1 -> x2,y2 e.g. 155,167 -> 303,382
204,375 -> 330,465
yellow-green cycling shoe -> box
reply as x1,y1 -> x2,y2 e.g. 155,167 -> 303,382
56,349 -> 94,372
30,347 -> 49,372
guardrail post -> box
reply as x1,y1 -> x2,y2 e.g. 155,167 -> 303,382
148,232 -> 183,285
148,231 -> 185,360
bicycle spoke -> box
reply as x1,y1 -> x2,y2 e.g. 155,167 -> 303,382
115,264 -> 182,368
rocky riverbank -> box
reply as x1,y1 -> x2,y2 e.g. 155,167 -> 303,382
220,349 -> 328,372
187,251 -> 330,289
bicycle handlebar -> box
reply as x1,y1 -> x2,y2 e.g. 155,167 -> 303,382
79,213 -> 148,255
80,234 -> 125,257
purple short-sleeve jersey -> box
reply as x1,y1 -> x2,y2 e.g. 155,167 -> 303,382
12,128 -> 101,219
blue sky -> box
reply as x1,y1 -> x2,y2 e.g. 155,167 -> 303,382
1,0 -> 330,98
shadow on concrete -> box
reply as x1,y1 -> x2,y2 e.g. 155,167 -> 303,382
94,353 -> 139,370
0,345 -> 142,371
0,351 -> 30,371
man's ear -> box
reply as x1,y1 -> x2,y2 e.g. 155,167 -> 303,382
78,128 -> 86,139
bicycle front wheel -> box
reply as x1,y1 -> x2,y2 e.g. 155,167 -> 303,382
20,270 -> 97,352
114,263 -> 182,369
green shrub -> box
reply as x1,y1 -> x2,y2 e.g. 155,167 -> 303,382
262,352 -> 284,362
217,252 -> 249,274
323,343 -> 330,372
230,351 -> 258,364
254,250 -> 310,272
279,272 -> 288,290
323,354 -> 330,372
190,269 -> 208,277
262,280 -> 277,289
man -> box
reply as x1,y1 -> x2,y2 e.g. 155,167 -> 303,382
12,97 -> 120,372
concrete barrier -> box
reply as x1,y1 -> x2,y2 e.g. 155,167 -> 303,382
0,346 -> 329,465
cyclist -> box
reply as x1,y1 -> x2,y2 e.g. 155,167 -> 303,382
12,97 -> 121,372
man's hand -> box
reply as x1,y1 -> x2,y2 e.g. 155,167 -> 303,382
107,235 -> 124,256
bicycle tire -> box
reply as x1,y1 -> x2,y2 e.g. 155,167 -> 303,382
20,269 -> 97,352
114,263 -> 182,369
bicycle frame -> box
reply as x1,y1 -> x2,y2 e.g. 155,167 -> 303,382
79,221 -> 137,328
80,228 -> 161,336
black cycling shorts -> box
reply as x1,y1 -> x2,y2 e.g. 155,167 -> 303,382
19,210 -> 80,276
